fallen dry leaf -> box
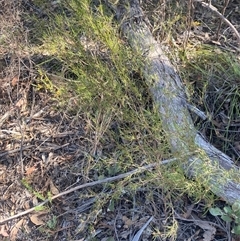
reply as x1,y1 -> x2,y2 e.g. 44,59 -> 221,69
49,179 -> 59,195
122,215 -> 136,228
30,213 -> 46,226
194,220 -> 216,241
15,92 -> 27,112
0,164 -> 7,183
24,200 -> 31,210
25,165 -> 37,176
15,97 -> 27,110
11,76 -> 19,86
203,229 -> 216,241
10,219 -> 24,241
30,209 -> 49,226
0,225 -> 9,237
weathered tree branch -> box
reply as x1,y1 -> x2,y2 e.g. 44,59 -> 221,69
115,0 -> 240,204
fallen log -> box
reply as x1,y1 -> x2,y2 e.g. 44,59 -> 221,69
114,0 -> 240,204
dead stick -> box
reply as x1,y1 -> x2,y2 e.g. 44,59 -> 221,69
216,0 -> 230,40
194,0 -> 240,43
0,158 -> 177,225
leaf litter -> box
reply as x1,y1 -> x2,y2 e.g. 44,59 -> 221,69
0,0 -> 239,240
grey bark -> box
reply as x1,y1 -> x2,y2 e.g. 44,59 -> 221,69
115,0 -> 240,204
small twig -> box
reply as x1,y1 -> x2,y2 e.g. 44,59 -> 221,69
174,212 -> 226,231
184,0 -> 194,49
216,0 -> 230,41
0,145 -> 34,158
0,109 -> 14,128
17,117 -> 24,175
0,158 -> 177,225
194,0 -> 240,43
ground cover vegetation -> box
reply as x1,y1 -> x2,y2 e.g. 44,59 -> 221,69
0,0 -> 240,240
